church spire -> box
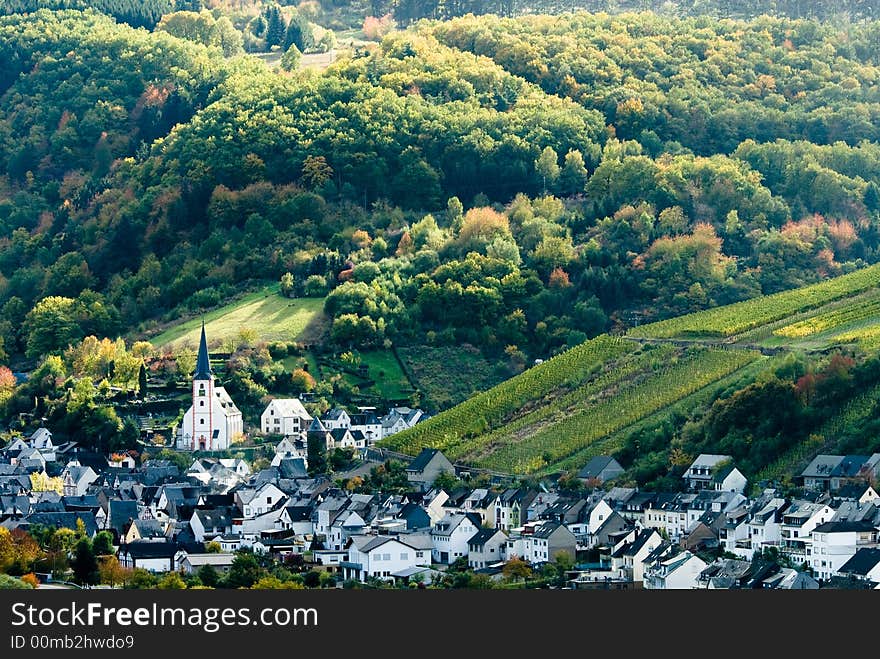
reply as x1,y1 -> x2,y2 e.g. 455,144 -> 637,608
194,320 -> 213,380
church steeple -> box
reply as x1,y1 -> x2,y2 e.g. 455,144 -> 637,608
194,321 -> 213,380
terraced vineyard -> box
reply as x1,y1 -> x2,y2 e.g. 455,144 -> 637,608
464,348 -> 760,473
774,293 -> 880,340
381,337 -> 759,474
629,263 -> 880,340
379,334 -> 635,456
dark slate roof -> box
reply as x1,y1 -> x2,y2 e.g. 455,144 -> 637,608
108,500 -> 139,533
408,448 -> 445,473
194,321 -> 213,380
813,520 -> 877,534
532,521 -> 563,539
350,412 -> 380,426
62,495 -> 101,511
120,540 -> 179,558
278,458 -> 308,480
577,456 -> 622,480
839,548 -> 880,576
830,455 -> 870,478
468,528 -> 503,548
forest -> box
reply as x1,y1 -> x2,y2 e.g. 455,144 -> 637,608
2,6 -> 880,470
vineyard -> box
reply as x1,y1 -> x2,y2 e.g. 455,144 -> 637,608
628,263 -> 880,340
464,348 -> 760,474
773,292 -> 880,340
381,337 -> 760,475
378,334 -> 635,456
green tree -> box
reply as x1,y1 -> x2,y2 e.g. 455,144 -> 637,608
157,572 -> 187,589
70,538 -> 99,586
535,146 -> 560,194
281,43 -> 302,72
280,272 -> 296,297
197,563 -> 220,588
24,296 -> 80,359
301,155 -> 333,190
558,149 -> 588,196
92,531 -> 115,557
225,550 -> 263,588
138,362 -> 148,398
283,13 -> 314,53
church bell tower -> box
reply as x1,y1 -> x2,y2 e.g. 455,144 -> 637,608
192,321 -> 214,451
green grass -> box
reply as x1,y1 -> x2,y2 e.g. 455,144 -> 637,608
149,286 -> 326,349
358,350 -> 413,400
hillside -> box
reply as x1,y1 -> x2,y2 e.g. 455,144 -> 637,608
382,266 -> 880,486
148,286 -> 326,349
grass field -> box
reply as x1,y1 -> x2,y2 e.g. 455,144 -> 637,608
150,286 -> 326,349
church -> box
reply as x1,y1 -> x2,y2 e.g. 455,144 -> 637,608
176,323 -> 243,451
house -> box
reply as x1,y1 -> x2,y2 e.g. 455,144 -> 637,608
838,548 -> 880,583
683,455 -> 734,491
61,464 -> 99,496
643,549 -> 708,589
780,501 -> 835,559
468,528 -> 508,569
117,540 -> 178,572
577,456 -> 625,484
406,449 -> 454,492
610,529 -> 663,583
321,408 -> 351,431
190,507 -> 234,542
235,483 -> 286,518
809,520 -> 879,581
261,398 -> 312,437
431,512 -> 481,564
177,552 -> 236,575
829,455 -> 871,492
523,521 -> 577,565
380,407 -> 426,439
801,455 -> 845,491
349,410 -> 382,445
711,463 -> 748,494
123,519 -> 167,544
342,535 -> 430,582
177,323 -> 243,451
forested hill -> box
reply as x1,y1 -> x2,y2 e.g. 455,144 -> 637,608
2,8 -> 880,391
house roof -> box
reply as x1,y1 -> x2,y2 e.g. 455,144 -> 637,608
323,408 -> 349,421
120,540 -> 179,559
407,448 -> 446,473
839,548 -> 880,576
577,456 -> 623,480
830,455 -> 870,478
180,553 -> 236,567
468,528 -> 505,547
801,455 -> 845,478
813,520 -> 877,534
266,398 -> 311,420
687,454 -> 732,471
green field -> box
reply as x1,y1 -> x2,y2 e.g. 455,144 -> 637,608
149,286 -> 326,349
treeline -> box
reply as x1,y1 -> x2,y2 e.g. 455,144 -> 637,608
386,0 -> 880,27
0,0 -> 179,28
2,11 -> 880,372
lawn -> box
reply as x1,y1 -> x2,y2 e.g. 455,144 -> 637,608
150,286 -> 326,349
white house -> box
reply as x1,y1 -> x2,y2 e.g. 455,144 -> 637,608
177,323 -> 243,451
321,408 -> 351,430
235,483 -> 286,518
431,513 -> 481,564
29,428 -> 55,462
61,463 -> 99,496
809,520 -> 879,581
838,548 -> 880,583
349,410 -> 382,445
684,454 -> 734,491
261,398 -> 312,437
468,528 -> 508,569
178,552 -> 235,575
610,529 -> 664,583
343,535 -> 430,582
780,501 -> 835,560
643,550 -> 708,589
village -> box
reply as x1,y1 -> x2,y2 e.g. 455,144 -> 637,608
3,326 -> 880,590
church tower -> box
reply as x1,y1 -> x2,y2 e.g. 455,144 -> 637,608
191,321 -> 214,451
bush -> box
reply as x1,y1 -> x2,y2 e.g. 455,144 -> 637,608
0,574 -> 34,589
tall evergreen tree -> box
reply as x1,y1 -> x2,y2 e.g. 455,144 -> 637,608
264,4 -> 286,48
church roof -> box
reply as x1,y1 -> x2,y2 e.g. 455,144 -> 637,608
194,321 -> 213,380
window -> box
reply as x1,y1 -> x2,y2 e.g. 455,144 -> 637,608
383,553 -> 391,561
416,551 -> 423,558
200,419 -> 205,425
200,401 -> 204,407
400,553 -> 408,560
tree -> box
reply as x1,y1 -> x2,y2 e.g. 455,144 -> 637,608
225,550 -> 263,588
283,13 -> 314,53
535,146 -> 560,194
280,272 -> 295,297
502,557 -> 532,582
281,43 -> 302,72
307,432 -> 328,475
264,4 -> 286,48
93,531 -> 115,557
197,563 -> 220,588
24,296 -> 81,359
301,155 -> 333,190
138,362 -> 148,398
559,149 -> 588,196
205,541 -> 222,553
98,556 -> 129,587
70,538 -> 99,586
157,572 -> 187,589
